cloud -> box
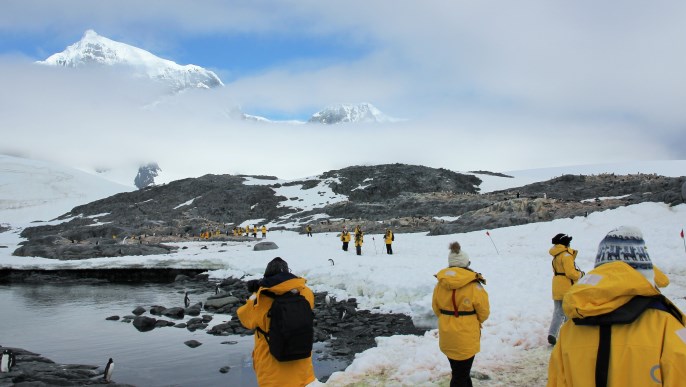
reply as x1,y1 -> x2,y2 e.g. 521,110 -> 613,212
1,1 -> 685,184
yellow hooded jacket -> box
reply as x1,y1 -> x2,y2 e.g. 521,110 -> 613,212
340,231 -> 351,243
550,244 -> 583,300
384,231 -> 393,244
432,267 -> 490,360
547,261 -> 686,387
237,274 -> 316,387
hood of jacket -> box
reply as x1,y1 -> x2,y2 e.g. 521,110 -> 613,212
435,267 -> 486,290
549,244 -> 577,258
563,261 -> 660,319
259,272 -> 308,296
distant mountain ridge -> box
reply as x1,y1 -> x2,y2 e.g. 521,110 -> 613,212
36,31 -> 397,123
308,103 -> 397,124
38,30 -> 223,92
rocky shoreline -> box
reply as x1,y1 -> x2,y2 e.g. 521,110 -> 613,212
0,346 -> 133,386
112,272 -> 429,363
1,269 -> 429,385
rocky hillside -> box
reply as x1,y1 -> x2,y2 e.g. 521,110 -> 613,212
13,165 -> 685,259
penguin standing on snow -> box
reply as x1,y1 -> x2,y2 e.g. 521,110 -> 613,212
1,349 -> 15,372
184,291 -> 190,308
103,358 -> 114,382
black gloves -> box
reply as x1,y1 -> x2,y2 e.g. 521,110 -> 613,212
246,279 -> 261,293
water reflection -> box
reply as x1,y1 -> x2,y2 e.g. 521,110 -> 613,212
0,284 -> 346,386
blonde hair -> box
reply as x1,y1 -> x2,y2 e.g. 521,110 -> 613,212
449,242 -> 461,254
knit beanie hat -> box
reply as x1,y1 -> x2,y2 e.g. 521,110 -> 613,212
448,251 -> 470,268
595,226 -> 654,283
264,257 -> 289,277
552,233 -> 572,247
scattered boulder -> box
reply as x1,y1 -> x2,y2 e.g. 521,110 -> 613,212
162,307 -> 185,319
105,315 -> 120,321
204,295 -> 240,309
184,340 -> 202,348
253,241 -> 278,251
132,316 -> 157,332
132,306 -> 146,316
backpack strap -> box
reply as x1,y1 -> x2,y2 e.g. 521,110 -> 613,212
573,295 -> 683,387
439,289 -> 477,317
595,325 -> 611,387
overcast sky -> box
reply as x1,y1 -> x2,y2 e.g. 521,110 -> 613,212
1,1 -> 685,184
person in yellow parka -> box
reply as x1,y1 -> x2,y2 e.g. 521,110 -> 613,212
432,242 -> 490,387
547,226 -> 686,387
384,228 -> 394,255
237,257 -> 317,387
354,230 -> 363,255
548,233 -> 584,345
340,227 -> 351,251
261,225 -> 268,238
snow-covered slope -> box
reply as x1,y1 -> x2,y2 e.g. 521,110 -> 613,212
0,155 -> 134,224
37,30 -> 224,92
307,103 -> 397,124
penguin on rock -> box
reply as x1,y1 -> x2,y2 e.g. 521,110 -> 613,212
0,349 -> 16,372
103,358 -> 114,382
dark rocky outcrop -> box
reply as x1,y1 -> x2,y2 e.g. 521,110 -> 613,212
0,346 -> 132,386
11,164 -> 685,258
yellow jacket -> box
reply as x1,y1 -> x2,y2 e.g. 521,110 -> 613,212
237,274 -> 316,387
550,244 -> 583,300
340,231 -> 351,242
384,231 -> 393,244
354,233 -> 363,247
432,267 -> 490,360
261,226 -> 267,234
547,262 -> 686,387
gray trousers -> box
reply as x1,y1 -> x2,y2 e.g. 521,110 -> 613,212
548,300 -> 566,338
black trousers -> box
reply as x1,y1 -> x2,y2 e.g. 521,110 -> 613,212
356,246 -> 361,255
386,244 -> 393,254
342,242 -> 349,251
448,356 -> 474,387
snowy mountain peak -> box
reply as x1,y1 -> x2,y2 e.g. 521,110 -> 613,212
38,30 -> 224,91
308,103 -> 396,124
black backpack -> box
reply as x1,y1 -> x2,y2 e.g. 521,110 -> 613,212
256,290 -> 314,362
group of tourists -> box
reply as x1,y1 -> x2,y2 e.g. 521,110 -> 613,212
237,225 -> 685,387
338,225 -> 394,256
231,225 -> 268,238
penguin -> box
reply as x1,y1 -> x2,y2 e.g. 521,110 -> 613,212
328,258 -> 335,266
215,284 -> 220,295
0,350 -> 9,373
325,294 -> 331,306
103,358 -> 114,382
184,292 -> 190,308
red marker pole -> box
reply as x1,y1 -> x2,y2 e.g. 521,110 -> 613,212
486,231 -> 500,255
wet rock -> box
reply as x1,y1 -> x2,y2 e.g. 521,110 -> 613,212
132,306 -> 146,316
184,340 -> 202,348
162,307 -> 185,319
149,305 -> 166,315
185,303 -> 202,316
204,295 -> 240,309
132,316 -> 157,332
219,366 -> 231,373
105,315 -> 120,321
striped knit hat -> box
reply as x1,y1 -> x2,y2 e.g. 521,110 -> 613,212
595,226 -> 655,285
